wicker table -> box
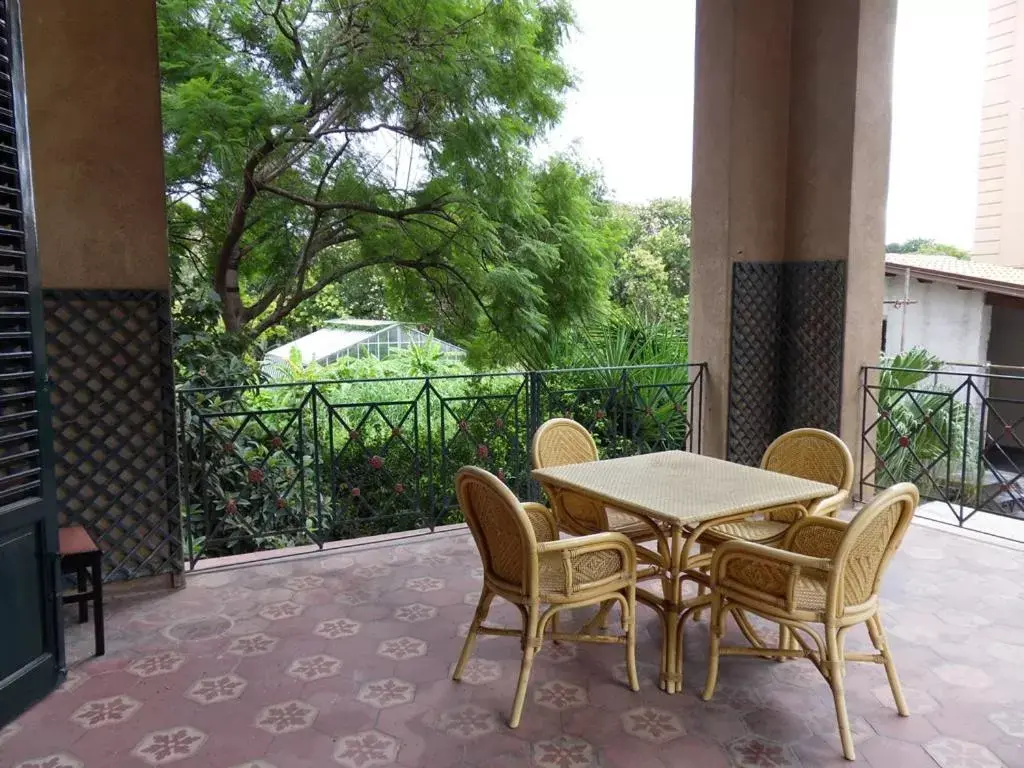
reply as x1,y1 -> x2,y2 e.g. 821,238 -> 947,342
531,450 -> 837,693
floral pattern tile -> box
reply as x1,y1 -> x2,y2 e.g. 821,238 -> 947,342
393,603 -> 437,622
532,736 -> 597,768
132,726 -> 208,765
621,707 -> 685,744
70,695 -> 142,728
258,600 -> 304,621
185,673 -> 248,704
254,700 -> 319,734
377,636 -> 428,661
314,618 -> 361,639
226,632 -> 279,656
127,651 -> 186,678
285,574 -> 325,590
405,576 -> 445,592
437,704 -> 498,740
14,754 -> 84,768
728,736 -> 800,768
5,524 -> 1024,768
287,654 -> 343,681
357,678 -> 416,708
454,657 -> 502,685
535,680 -> 588,711
333,729 -> 401,767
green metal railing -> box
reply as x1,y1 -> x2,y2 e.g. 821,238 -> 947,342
178,363 -> 705,566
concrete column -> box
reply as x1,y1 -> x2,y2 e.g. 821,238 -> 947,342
20,0 -> 181,583
690,0 -> 896,466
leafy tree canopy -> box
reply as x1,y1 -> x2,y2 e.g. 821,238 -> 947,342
609,197 -> 691,324
160,0 -> 617,363
886,237 -> 969,260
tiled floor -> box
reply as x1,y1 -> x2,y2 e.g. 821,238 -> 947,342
4,521 -> 1024,768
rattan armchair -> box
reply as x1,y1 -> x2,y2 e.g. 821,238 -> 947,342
531,418 -> 663,548
701,483 -> 919,761
452,466 -> 640,728
700,428 -> 854,548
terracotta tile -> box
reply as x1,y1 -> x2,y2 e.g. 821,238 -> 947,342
6,524 -> 1024,767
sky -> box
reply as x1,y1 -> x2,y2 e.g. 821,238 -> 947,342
538,0 -> 989,250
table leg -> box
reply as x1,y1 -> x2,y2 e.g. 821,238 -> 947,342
658,524 -> 685,694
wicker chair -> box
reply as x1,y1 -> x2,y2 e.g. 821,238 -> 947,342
700,428 -> 855,548
531,418 -> 662,547
701,483 -> 919,761
452,466 -> 640,728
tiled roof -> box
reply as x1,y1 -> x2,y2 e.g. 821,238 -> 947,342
885,253 -> 1024,296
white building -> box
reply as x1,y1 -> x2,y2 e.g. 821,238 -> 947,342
883,253 -> 1024,367
263,319 -> 465,374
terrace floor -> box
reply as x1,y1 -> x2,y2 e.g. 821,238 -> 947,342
4,521 -> 1024,768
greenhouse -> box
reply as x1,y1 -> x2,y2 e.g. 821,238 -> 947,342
263,318 -> 465,373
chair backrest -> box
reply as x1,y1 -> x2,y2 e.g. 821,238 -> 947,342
456,466 -> 536,595
760,428 -> 854,521
829,482 -> 919,613
530,418 -> 608,535
531,418 -> 599,469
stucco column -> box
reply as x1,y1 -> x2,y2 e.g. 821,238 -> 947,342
690,0 -> 896,468
20,0 -> 181,583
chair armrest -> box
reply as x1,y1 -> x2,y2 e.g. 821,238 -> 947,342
782,515 -> 848,558
710,540 -> 831,608
522,502 -> 559,542
537,531 -> 638,584
805,489 -> 850,518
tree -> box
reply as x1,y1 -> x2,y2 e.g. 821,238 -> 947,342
886,237 -> 969,260
609,197 -> 691,323
160,0 -> 613,356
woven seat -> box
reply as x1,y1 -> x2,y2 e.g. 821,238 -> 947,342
699,428 -> 854,548
701,483 -> 920,761
452,466 -> 640,728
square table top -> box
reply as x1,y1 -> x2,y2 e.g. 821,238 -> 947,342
531,450 -> 838,526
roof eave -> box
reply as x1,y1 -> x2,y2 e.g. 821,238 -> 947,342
884,264 -> 1024,299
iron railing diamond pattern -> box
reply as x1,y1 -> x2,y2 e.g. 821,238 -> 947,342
180,363 -> 705,566
860,365 -> 1024,541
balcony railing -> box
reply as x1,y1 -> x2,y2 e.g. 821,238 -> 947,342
859,363 -> 1024,542
179,363 -> 705,566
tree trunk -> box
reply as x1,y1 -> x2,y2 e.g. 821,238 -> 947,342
214,140 -> 275,333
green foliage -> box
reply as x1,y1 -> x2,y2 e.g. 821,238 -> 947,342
874,348 -> 977,498
160,0 -> 618,362
886,237 -> 969,260
610,198 -> 691,324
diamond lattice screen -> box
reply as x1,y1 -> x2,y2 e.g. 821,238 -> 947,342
43,290 -> 181,581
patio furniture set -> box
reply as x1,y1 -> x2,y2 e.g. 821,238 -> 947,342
453,420 -> 920,762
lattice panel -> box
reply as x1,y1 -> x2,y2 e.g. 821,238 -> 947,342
728,262 -> 784,465
43,290 -> 181,581
781,261 -> 846,433
728,261 -> 847,465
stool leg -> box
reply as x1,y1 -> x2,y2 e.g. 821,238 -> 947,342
92,553 -> 105,657
77,567 -> 89,624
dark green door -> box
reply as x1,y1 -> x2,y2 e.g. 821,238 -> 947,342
0,0 -> 63,727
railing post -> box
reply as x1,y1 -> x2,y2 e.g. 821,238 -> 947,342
528,370 -> 542,437
694,364 -> 705,454
425,377 -> 434,529
527,371 -> 542,501
961,375 -> 972,526
311,384 -> 323,548
858,366 -> 867,502
178,393 -> 193,570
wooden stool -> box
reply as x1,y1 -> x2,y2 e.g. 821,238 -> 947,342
58,525 -> 105,656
